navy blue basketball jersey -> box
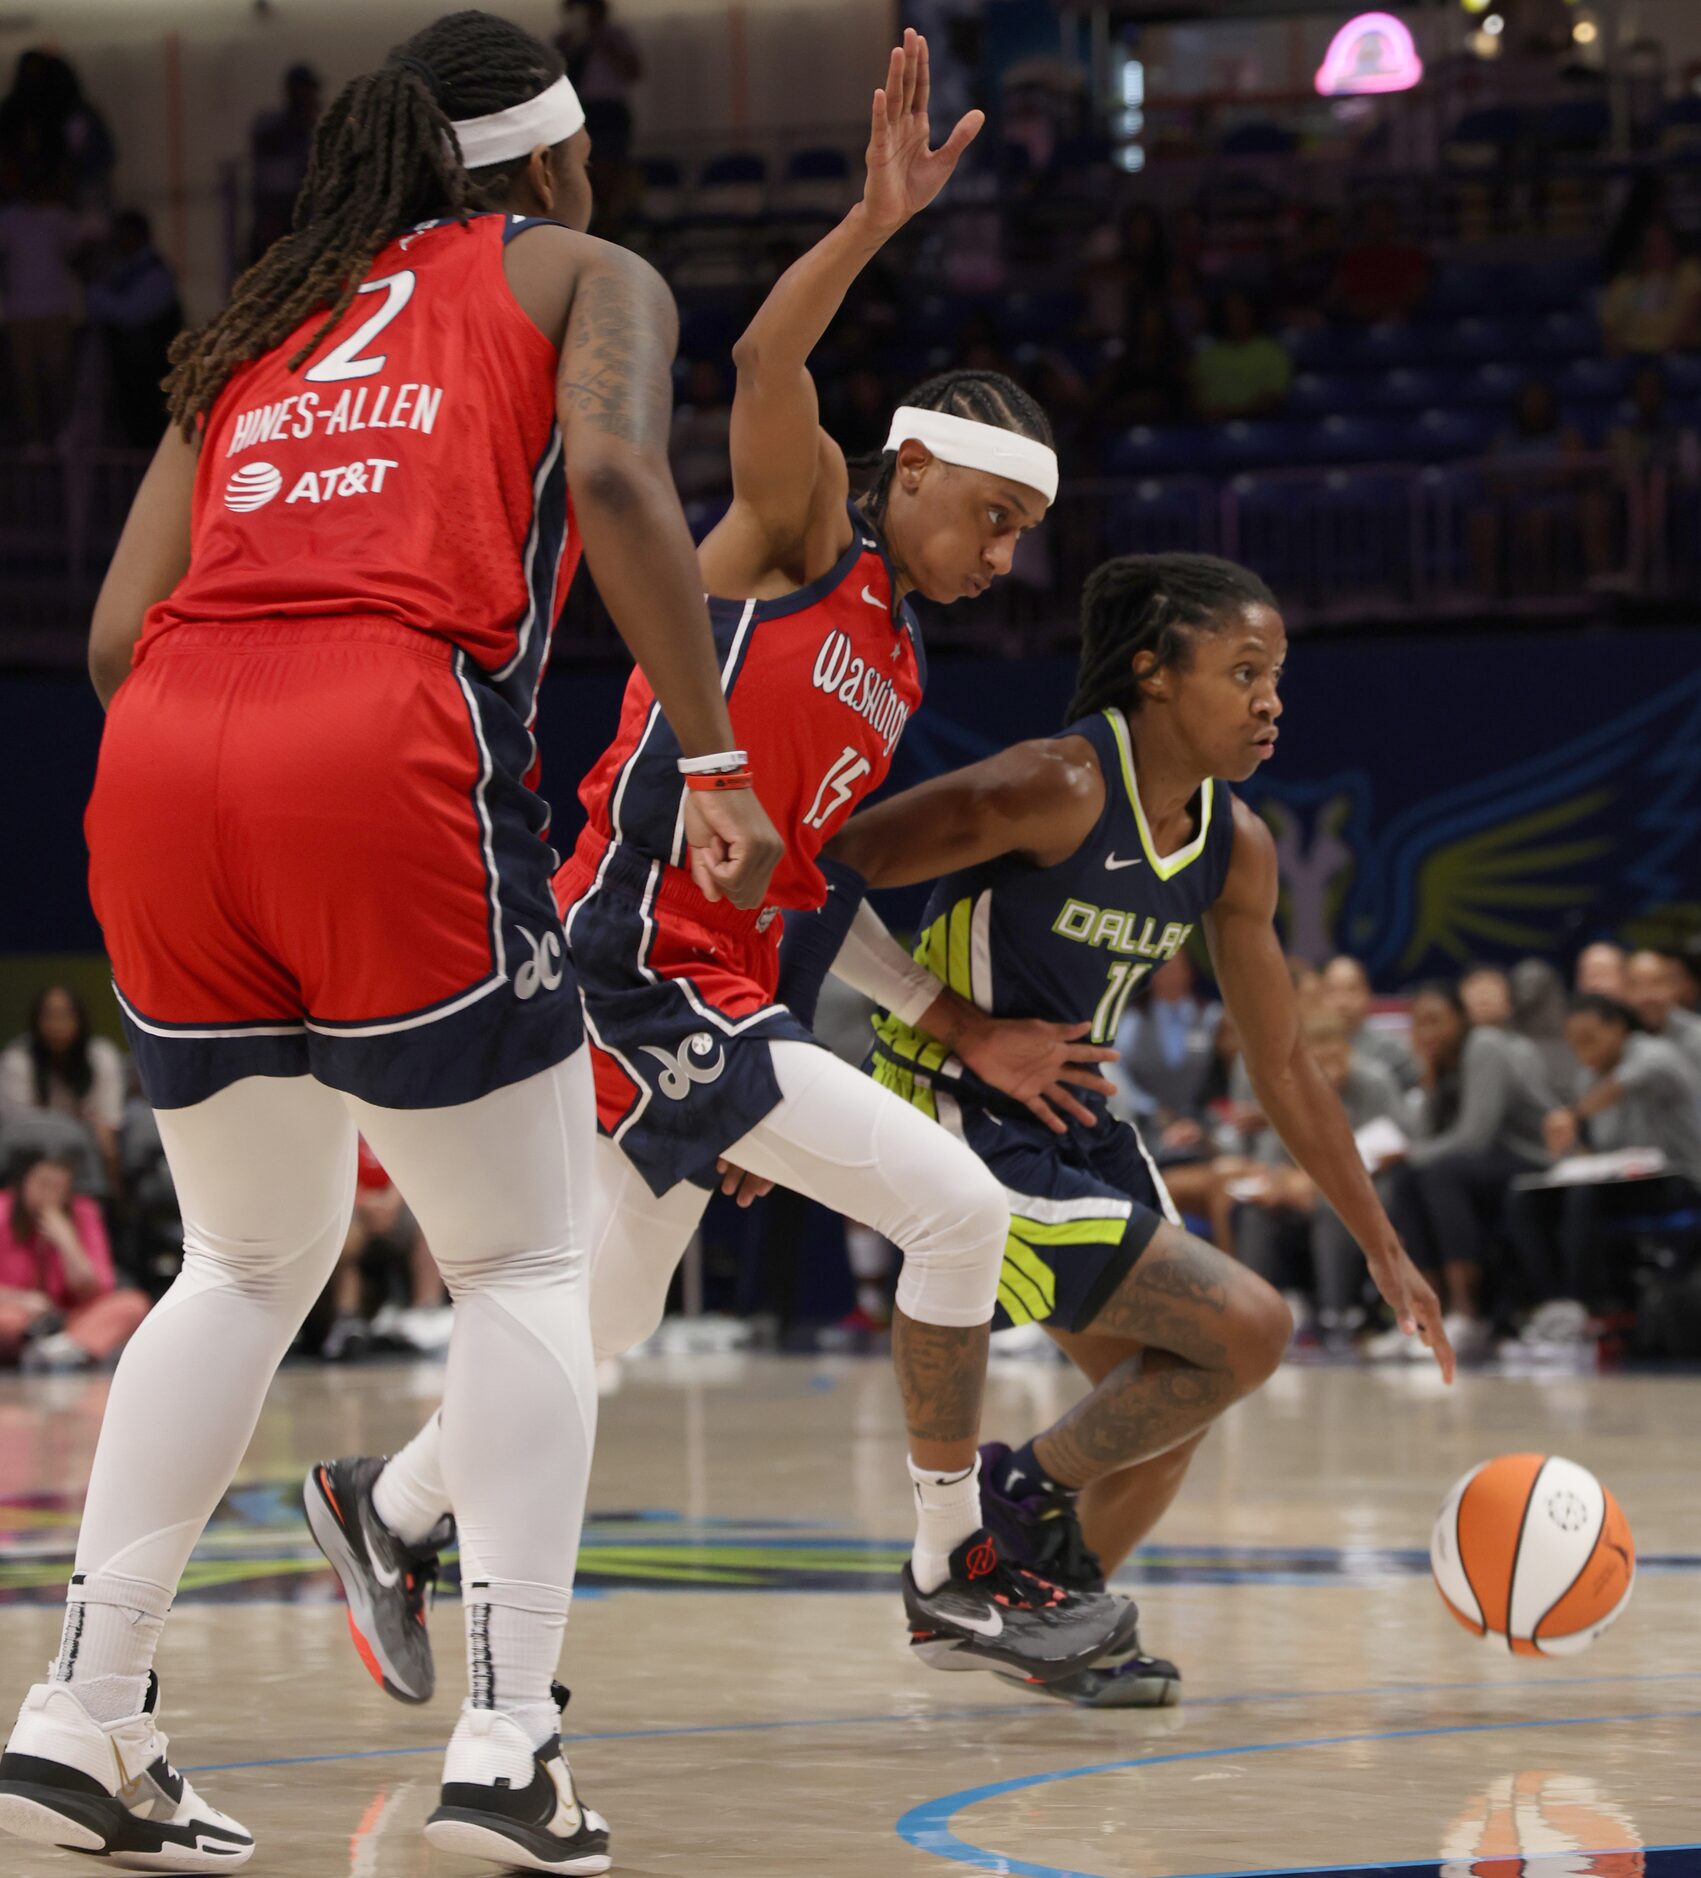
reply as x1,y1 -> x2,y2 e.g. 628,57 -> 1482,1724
871,707 -> 1238,1130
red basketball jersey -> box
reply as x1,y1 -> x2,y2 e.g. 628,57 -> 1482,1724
575,507 -> 926,914
144,213 -> 579,701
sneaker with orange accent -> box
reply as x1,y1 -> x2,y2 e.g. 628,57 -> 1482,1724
304,1456 -> 448,1705
900,1529 -> 1130,1684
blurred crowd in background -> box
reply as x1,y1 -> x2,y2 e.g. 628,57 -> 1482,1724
8,933 -> 1700,1375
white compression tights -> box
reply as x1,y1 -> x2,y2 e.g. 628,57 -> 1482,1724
62,1053 -> 599,1725
376,1041 -> 1007,1539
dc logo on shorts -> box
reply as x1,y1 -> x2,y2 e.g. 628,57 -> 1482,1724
223,462 -> 283,511
641,1032 -> 726,1099
513,926 -> 564,1001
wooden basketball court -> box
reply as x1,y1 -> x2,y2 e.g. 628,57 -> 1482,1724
3,1353 -> 1697,1876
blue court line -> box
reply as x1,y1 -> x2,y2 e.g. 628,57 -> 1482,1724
179,1669 -> 1701,1777
894,1708 -> 1701,1878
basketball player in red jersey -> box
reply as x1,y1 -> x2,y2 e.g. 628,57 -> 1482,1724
0,14 -> 779,1876
313,30 -> 1135,1711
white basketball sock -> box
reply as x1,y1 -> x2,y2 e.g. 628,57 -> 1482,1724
51,1572 -> 172,1722
908,1454 -> 983,1594
463,1577 -> 570,1750
373,1413 -> 452,1547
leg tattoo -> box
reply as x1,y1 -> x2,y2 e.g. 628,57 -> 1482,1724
1032,1228 -> 1287,1490
892,1309 -> 989,1470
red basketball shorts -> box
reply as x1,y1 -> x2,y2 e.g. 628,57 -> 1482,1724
87,619 -> 578,1108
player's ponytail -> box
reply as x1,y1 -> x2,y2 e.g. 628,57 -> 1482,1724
854,369 -> 1054,533
166,10 -> 565,436
1067,553 -> 1275,725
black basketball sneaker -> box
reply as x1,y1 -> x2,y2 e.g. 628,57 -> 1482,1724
997,1647 -> 1183,1708
425,1683 -> 609,1875
980,1440 -> 1176,1688
304,1455 -> 450,1704
0,1672 -> 253,1869
978,1440 -> 1107,1590
902,1528 -> 1134,1682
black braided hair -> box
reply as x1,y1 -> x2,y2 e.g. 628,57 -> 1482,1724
166,11 -> 565,434
854,368 -> 1054,530
1066,552 -> 1276,724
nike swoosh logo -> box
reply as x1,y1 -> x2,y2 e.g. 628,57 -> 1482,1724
362,1508 -> 402,1587
1005,1468 -> 1027,1490
951,1605 -> 1004,1638
1104,854 -> 1144,871
861,585 -> 886,609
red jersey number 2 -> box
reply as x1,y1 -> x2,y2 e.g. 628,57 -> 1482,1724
803,745 -> 873,831
303,271 -> 417,384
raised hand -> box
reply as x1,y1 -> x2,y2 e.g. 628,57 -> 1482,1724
863,28 -> 984,236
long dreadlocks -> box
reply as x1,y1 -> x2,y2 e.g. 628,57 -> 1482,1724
165,11 -> 564,436
854,368 -> 1054,530
1067,553 -> 1276,724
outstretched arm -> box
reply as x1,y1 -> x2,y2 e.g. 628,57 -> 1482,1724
1206,798 -> 1455,1382
827,734 -> 1105,886
702,30 -> 982,582
558,246 -> 782,908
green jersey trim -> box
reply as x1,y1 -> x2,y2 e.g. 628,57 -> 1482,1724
1104,707 -> 1215,882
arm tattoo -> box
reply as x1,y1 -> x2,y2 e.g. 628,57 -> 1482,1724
559,270 -> 669,447
892,1310 -> 988,1445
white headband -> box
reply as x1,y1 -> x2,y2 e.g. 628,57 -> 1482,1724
884,406 -> 1058,504
451,75 -> 585,169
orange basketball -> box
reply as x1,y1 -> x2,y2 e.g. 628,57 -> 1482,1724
1430,1454 -> 1634,1656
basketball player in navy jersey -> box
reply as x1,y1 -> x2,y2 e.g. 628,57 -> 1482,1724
309,29 -> 1135,1725
775,553 -> 1456,1706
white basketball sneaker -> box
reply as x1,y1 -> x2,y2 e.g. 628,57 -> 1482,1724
0,1673 -> 253,1870
424,1688 -> 609,1875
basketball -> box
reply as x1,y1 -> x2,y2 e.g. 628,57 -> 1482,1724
1431,1455 -> 1635,1656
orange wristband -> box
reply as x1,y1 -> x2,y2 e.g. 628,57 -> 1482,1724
685,768 -> 754,792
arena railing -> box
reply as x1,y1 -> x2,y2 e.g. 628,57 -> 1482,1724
0,446 -> 1690,662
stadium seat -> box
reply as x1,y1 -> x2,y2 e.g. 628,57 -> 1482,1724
1443,106 -> 1527,161
636,156 -> 685,224
1104,425 -> 1213,478
693,151 -> 769,221
1526,308 -> 1599,359
1310,412 -> 1408,464
1288,371 -> 1359,416
1100,477 -> 1217,557
1441,316 -> 1522,363
1408,407 -> 1497,462
1545,97 -> 1611,156
1557,357 -> 1637,402
1368,367 -> 1451,411
1458,361 -> 1528,409
776,146 -> 852,220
